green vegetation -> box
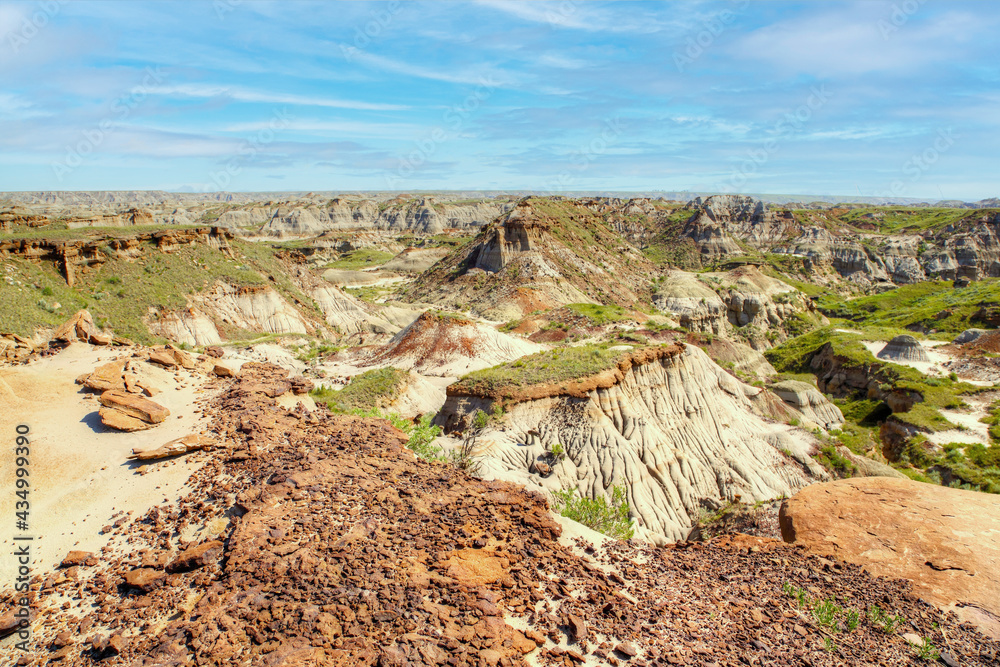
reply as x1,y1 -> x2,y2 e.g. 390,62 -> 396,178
837,206 -> 993,235
564,303 -> 632,325
349,408 -> 443,462
0,237 -> 316,343
324,248 -> 395,270
817,279 -> 1000,336
453,343 -> 646,396
550,485 -> 634,540
310,367 -> 409,413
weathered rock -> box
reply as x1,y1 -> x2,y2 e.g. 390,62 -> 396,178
123,568 -> 166,592
954,328 -> 988,344
780,477 -> 1000,638
80,360 -> 126,391
99,390 -> 170,424
877,334 -> 930,362
205,345 -> 224,358
99,407 -> 151,432
59,551 -> 95,568
770,380 -> 844,429
213,363 -> 236,378
166,540 -> 224,573
289,376 -> 313,395
128,434 -> 214,461
52,309 -> 98,343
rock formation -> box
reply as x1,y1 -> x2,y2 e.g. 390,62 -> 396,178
362,311 -> 543,376
780,477 -> 1000,639
877,334 -> 930,362
440,344 -> 830,543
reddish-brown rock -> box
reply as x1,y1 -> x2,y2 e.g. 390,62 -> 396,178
780,477 -> 1000,639
167,540 -> 224,573
123,568 -> 166,592
99,389 -> 170,424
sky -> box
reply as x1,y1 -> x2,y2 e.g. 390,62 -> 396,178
0,0 -> 997,199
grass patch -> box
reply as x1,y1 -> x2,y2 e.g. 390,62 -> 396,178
817,279 -> 1000,335
310,367 -> 409,413
550,485 -> 634,540
452,343 -> 643,395
564,303 -> 632,325
324,248 -> 396,271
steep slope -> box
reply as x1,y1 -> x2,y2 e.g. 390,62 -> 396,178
439,344 -> 835,543
401,198 -> 657,320
361,311 -> 544,376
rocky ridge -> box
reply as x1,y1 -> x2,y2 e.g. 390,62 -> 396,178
3,362 -> 996,666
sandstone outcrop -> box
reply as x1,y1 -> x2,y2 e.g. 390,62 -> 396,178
770,380 -> 845,429
780,477 -> 1000,638
440,344 -> 829,543
128,434 -> 214,461
98,390 -> 169,431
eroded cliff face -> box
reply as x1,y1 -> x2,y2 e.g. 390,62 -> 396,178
440,345 -> 829,544
259,197 -> 511,236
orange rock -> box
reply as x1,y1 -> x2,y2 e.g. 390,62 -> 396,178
99,389 -> 170,424
780,477 -> 1000,639
99,407 -> 151,432
82,360 -> 126,392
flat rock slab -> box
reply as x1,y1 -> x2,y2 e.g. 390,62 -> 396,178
780,476 -> 1000,638
99,389 -> 170,424
99,407 -> 152,432
128,434 -> 214,461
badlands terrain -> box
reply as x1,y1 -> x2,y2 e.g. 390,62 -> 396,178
1,191 -> 999,665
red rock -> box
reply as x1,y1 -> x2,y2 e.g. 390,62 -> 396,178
99,407 -> 151,432
781,477 -> 1000,639
60,551 -> 95,568
213,363 -> 237,378
167,540 -> 224,573
123,568 -> 166,592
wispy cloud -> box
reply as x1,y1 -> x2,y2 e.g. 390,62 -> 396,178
146,84 -> 408,111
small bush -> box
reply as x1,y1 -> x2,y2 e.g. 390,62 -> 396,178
551,485 -> 634,540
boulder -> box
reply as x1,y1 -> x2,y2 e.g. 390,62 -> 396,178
0,333 -> 38,363
99,390 -> 170,424
123,568 -> 166,592
876,334 -> 930,362
205,346 -> 224,358
779,477 -> 1000,639
60,551 -> 96,568
213,363 -> 236,378
166,540 -> 224,573
953,328 -> 987,345
289,376 -> 314,395
80,360 -> 126,392
99,407 -> 152,432
128,434 -> 214,461
53,309 -> 99,343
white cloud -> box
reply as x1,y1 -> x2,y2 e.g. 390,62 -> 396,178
145,84 -> 408,111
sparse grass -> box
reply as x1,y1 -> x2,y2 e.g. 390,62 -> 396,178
452,343 -> 645,396
324,248 -> 395,270
310,367 -> 409,413
564,303 -> 632,325
550,485 -> 634,540
817,278 -> 1000,336
0,238 -> 303,343
350,407 -> 444,462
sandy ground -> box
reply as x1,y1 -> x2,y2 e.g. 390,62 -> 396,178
0,343 -> 216,584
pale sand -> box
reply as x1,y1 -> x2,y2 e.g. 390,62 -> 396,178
0,343 -> 216,584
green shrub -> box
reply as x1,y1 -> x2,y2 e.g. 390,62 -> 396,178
550,485 -> 634,540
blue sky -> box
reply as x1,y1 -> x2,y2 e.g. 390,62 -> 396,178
0,0 -> 997,199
